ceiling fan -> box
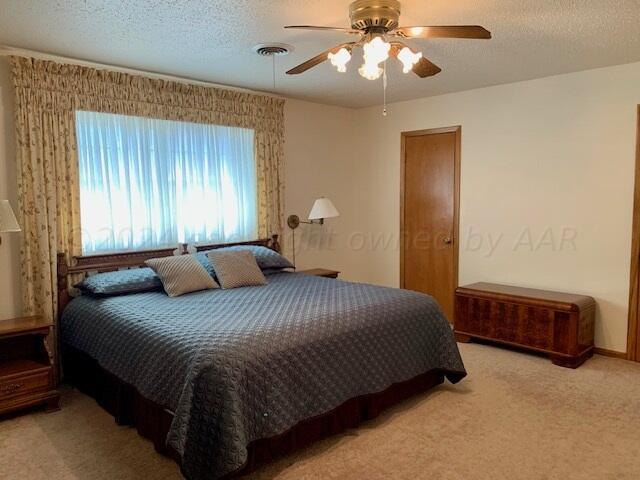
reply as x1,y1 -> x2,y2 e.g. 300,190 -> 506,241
284,0 -> 491,81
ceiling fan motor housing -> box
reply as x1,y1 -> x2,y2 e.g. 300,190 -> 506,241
349,0 -> 401,31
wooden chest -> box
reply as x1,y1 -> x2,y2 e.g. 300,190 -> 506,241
454,282 -> 595,368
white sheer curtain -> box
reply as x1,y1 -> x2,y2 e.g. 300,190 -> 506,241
76,111 -> 257,253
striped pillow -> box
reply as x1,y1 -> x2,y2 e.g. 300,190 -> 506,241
145,255 -> 219,297
203,245 -> 293,270
207,250 -> 267,289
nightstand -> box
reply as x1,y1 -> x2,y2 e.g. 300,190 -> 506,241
298,268 -> 340,279
0,316 -> 60,415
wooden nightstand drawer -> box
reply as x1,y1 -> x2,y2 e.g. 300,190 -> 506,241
0,316 -> 60,415
0,367 -> 52,400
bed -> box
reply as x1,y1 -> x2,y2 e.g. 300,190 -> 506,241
57,236 -> 466,480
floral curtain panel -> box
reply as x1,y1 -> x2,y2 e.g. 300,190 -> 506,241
10,56 -> 284,360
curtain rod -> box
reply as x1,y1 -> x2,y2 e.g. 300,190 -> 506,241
0,45 -> 285,100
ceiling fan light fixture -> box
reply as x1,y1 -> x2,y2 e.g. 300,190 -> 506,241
358,35 -> 390,80
358,62 -> 383,80
397,46 -> 422,73
328,47 -> 352,73
284,0 -> 491,86
362,35 -> 391,64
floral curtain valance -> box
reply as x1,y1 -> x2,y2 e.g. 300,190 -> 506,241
11,57 -> 284,129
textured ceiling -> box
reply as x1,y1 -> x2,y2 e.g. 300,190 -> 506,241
1,0 -> 639,107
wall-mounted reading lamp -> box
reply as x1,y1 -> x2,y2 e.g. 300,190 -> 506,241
0,200 -> 20,246
287,197 -> 340,266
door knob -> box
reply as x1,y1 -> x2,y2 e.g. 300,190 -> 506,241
443,237 -> 452,244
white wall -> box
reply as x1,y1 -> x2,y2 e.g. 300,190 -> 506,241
349,62 -> 640,353
0,57 -> 21,318
283,99 -> 371,282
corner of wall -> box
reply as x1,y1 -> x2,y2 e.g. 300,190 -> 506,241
0,56 -> 23,318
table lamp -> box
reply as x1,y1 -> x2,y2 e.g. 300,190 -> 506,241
0,200 -> 20,246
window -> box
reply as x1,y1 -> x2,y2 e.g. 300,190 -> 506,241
76,111 -> 257,254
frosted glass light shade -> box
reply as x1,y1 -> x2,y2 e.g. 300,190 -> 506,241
308,197 -> 340,221
0,200 -> 20,232
328,47 -> 351,73
397,46 -> 422,73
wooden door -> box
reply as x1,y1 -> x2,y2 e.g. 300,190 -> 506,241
401,127 -> 460,321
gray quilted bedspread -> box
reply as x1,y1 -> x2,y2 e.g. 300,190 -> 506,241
60,272 -> 466,479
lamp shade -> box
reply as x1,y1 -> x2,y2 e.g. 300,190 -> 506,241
0,200 -> 20,232
308,197 -> 340,221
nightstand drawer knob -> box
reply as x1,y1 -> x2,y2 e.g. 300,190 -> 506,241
0,383 -> 23,393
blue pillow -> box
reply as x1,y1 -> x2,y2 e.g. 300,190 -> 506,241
194,252 -> 217,277
200,245 -> 293,271
75,268 -> 163,296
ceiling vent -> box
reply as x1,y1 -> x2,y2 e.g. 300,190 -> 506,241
252,43 -> 293,56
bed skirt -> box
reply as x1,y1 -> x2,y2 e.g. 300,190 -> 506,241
62,345 -> 450,478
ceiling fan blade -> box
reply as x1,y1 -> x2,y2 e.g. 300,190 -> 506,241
412,56 -> 443,78
394,25 -> 491,39
286,43 -> 356,75
389,42 -> 441,78
284,25 -> 362,35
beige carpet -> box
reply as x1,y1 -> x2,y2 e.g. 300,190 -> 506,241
2,343 -> 640,480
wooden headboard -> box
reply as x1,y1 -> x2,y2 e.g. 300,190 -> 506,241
194,235 -> 280,253
56,234 -> 280,318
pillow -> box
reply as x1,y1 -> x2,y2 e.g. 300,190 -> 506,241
203,245 -> 293,271
145,255 -> 219,297
75,268 -> 162,297
207,250 -> 267,289
194,251 -> 216,277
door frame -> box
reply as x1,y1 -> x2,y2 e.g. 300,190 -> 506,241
400,126 -> 461,303
627,106 -> 640,361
